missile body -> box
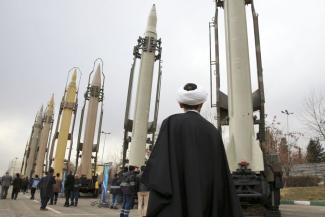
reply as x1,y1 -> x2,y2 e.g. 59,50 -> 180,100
129,5 -> 157,167
224,0 -> 264,172
34,95 -> 54,176
20,141 -> 29,175
25,107 -> 43,178
53,71 -> 77,175
79,65 -> 101,178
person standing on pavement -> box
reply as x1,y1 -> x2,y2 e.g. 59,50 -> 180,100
143,83 -> 243,217
21,176 -> 29,194
95,179 -> 99,197
11,173 -> 22,200
50,173 -> 61,205
70,174 -> 81,207
1,172 -> 12,199
39,168 -> 56,210
110,173 -> 121,209
30,175 -> 40,200
137,166 -> 149,217
119,166 -> 138,217
64,171 -> 74,207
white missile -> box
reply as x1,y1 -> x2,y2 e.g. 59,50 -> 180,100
25,106 -> 43,178
224,0 -> 264,172
129,5 -> 157,167
79,64 -> 102,178
34,95 -> 54,176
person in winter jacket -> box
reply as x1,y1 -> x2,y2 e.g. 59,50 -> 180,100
70,174 -> 81,207
119,166 -> 138,217
50,173 -> 61,205
1,172 -> 12,199
11,173 -> 22,200
64,171 -> 74,207
30,175 -> 40,200
110,173 -> 121,209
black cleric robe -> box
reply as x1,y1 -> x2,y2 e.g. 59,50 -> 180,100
143,111 -> 243,217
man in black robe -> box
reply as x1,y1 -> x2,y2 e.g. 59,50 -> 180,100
143,83 -> 243,217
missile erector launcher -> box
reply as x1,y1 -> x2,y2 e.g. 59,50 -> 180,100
75,59 -> 105,195
122,5 -> 162,168
209,0 -> 283,216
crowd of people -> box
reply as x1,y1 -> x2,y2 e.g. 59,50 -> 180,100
0,168 -> 82,211
1,83 -> 244,217
0,165 -> 149,216
0,172 -> 30,200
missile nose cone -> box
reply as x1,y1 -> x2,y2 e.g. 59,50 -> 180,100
146,4 -> 157,33
91,64 -> 102,87
49,93 -> 55,107
36,105 -> 43,122
71,69 -> 77,83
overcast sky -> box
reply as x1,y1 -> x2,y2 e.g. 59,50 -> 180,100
1,0 -> 324,174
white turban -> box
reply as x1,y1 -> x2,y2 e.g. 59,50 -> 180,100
177,83 -> 208,105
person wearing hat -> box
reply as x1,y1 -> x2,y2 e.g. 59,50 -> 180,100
143,83 -> 243,217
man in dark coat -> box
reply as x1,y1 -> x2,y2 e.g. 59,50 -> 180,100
1,172 -> 12,199
143,83 -> 243,217
64,171 -> 74,207
39,168 -> 56,210
110,174 -> 121,209
70,174 -> 81,207
119,166 -> 138,217
11,173 -> 22,200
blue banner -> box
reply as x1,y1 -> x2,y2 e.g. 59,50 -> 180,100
101,163 -> 110,204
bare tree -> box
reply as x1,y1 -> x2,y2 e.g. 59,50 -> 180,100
265,116 -> 304,176
303,92 -> 325,141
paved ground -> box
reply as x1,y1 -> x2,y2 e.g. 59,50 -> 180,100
0,191 -> 324,217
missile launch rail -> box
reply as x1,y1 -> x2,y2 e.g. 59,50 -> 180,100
122,36 -> 162,167
48,69 -> 81,173
209,1 -> 283,216
75,60 -> 105,196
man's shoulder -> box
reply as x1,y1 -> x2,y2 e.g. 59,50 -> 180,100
169,112 -> 216,127
165,112 -> 194,122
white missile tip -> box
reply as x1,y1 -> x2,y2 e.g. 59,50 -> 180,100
146,4 -> 157,33
91,64 -> 102,86
49,94 -> 55,107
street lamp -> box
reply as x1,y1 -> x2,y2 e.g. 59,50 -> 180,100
100,131 -> 111,164
281,109 -> 294,165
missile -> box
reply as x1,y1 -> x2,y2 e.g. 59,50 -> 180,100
53,71 -> 78,175
25,106 -> 43,178
224,0 -> 264,172
20,140 -> 29,175
34,95 -> 54,176
128,5 -> 158,167
79,65 -> 102,178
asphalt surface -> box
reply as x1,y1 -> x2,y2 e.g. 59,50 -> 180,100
0,191 -> 324,217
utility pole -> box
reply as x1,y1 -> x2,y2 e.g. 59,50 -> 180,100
281,109 -> 294,165
100,131 -> 110,164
